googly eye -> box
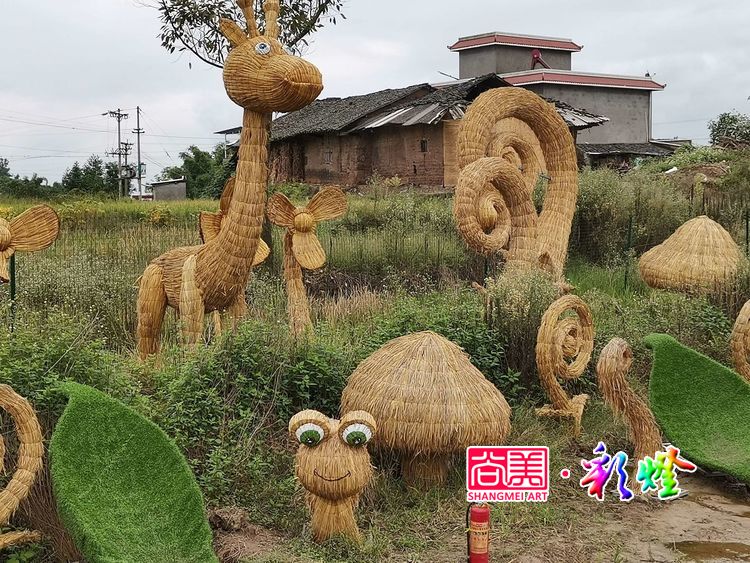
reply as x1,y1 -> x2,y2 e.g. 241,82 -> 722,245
296,423 -> 324,446
255,42 -> 272,55
342,423 -> 372,447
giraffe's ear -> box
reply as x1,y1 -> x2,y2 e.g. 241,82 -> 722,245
220,18 -> 248,48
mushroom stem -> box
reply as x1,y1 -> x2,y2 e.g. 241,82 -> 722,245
308,494 -> 360,543
283,231 -> 313,338
401,454 -> 451,488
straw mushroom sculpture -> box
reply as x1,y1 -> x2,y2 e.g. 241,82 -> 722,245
267,187 -> 347,337
535,295 -> 594,438
341,331 -> 512,488
135,0 -> 323,358
0,205 -> 59,283
289,409 -> 376,543
0,384 -> 45,550
596,338 -> 662,462
730,299 -> 750,383
638,215 -> 743,293
453,88 -> 578,278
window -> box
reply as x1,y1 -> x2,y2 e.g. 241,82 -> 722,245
323,150 -> 333,165
420,139 -> 428,153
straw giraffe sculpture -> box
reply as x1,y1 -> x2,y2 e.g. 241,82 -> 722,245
136,0 -> 323,358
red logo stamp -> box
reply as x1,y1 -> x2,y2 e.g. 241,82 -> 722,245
466,446 -> 549,502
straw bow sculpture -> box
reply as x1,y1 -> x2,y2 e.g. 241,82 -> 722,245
267,187 -> 347,337
289,410 -> 376,543
453,88 -> 578,278
0,205 -> 59,283
0,385 -> 44,550
136,0 -> 323,358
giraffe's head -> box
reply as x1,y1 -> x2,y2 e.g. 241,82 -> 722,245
220,0 -> 323,113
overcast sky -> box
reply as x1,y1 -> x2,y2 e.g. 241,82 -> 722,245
1,0 -> 749,184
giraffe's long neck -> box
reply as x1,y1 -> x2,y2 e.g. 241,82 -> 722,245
198,109 -> 269,300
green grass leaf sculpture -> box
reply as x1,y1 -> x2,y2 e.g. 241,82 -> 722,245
49,382 -> 218,562
645,333 -> 750,483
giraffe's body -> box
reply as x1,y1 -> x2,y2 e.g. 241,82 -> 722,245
136,0 -> 323,358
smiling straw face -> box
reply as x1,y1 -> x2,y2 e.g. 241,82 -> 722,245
289,410 -> 376,501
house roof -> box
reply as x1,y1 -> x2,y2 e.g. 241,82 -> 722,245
577,143 -> 675,157
502,69 -> 665,91
449,32 -> 582,53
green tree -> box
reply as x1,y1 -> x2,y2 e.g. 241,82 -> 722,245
159,144 -> 228,198
0,157 -> 10,178
104,162 -> 120,196
62,162 -> 85,192
709,111 -> 750,146
81,156 -> 106,193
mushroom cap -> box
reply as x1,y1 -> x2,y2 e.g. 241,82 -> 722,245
639,215 -> 743,292
340,331 -> 511,455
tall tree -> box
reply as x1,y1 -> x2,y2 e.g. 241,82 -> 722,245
0,157 -> 10,178
709,111 -> 750,147
81,155 -> 106,193
62,162 -> 85,192
142,0 -> 344,68
159,144 -> 227,198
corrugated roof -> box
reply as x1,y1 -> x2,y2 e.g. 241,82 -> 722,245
502,69 -> 665,91
449,32 -> 582,52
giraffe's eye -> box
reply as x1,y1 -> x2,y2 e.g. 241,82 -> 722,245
296,423 -> 324,446
342,423 -> 372,447
255,42 -> 272,55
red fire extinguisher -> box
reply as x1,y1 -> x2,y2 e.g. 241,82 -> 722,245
467,503 -> 490,563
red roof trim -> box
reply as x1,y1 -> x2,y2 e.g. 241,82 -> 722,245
449,33 -> 582,52
502,71 -> 665,91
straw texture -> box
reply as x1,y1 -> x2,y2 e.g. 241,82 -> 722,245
340,331 -> 511,487
289,410 -> 376,543
136,1 -> 323,359
535,295 -> 594,437
0,204 -> 60,283
0,385 -> 44,548
639,215 -> 743,293
731,299 -> 750,383
453,88 -> 578,277
267,188 -> 347,337
596,338 -> 662,462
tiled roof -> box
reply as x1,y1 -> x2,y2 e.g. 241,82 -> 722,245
450,32 -> 582,52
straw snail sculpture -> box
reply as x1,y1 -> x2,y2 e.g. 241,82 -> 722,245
267,187 -> 347,337
341,331 -> 511,488
0,385 -> 45,550
730,299 -> 750,383
596,338 -> 662,462
136,0 -> 323,358
453,88 -> 578,278
0,205 -> 59,283
535,295 -> 594,437
289,410 -> 376,543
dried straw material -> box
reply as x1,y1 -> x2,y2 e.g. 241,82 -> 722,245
0,384 -> 44,549
289,410 -> 376,543
340,331 -> 512,487
731,299 -> 750,383
0,205 -> 60,283
596,338 -> 662,462
136,0 -> 323,358
535,295 -> 594,437
267,188 -> 347,337
638,215 -> 743,293
453,88 -> 578,277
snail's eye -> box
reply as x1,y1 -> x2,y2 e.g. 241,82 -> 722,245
255,42 -> 272,55
296,423 -> 324,446
342,423 -> 372,447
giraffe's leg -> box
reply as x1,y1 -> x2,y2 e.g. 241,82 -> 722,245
179,255 -> 204,349
212,311 -> 222,337
227,292 -> 248,331
136,264 -> 167,360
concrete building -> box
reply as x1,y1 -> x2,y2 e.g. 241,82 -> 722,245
150,178 -> 187,201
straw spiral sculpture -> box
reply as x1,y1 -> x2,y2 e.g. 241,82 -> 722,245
0,385 -> 44,550
267,187 -> 347,338
0,205 -> 60,283
730,299 -> 750,383
638,215 -> 743,293
289,410 -> 376,543
136,0 -> 323,358
341,331 -> 512,488
453,88 -> 578,278
596,338 -> 662,462
535,295 -> 594,437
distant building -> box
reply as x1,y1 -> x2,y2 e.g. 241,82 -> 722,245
149,178 -> 186,201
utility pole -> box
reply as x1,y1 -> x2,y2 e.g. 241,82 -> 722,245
104,109 -> 129,198
133,106 -> 145,200
121,141 -> 134,198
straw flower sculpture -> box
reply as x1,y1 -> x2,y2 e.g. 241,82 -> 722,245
267,187 -> 347,337
730,299 -> 750,383
535,295 -> 594,437
639,215 -> 743,293
596,338 -> 662,462
0,385 -> 44,550
289,409 -> 376,543
0,205 -> 59,283
341,331 -> 511,488
453,88 -> 578,278
136,0 -> 323,358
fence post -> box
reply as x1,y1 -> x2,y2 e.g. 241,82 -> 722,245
9,254 -> 16,333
